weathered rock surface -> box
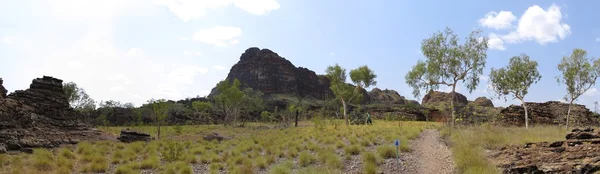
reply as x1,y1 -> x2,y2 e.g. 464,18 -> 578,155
490,128 -> 600,173
0,76 -> 115,152
472,97 -> 494,107
211,47 -> 333,100
421,91 -> 468,106
498,101 -> 597,126
117,129 -> 152,143
0,78 -> 6,99
367,88 -> 406,105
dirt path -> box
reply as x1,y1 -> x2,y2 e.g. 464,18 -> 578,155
402,129 -> 454,174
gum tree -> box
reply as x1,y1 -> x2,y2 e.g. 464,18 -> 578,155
213,78 -> 244,126
405,27 -> 488,126
489,54 -> 541,129
557,48 -> 600,131
149,99 -> 169,139
326,64 -> 377,126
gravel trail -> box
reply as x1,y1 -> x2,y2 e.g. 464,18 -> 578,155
402,129 -> 454,174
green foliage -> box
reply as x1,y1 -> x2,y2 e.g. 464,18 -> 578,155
161,141 -> 185,162
299,151 -> 316,167
63,81 -> 96,110
260,111 -> 273,122
213,78 -> 245,125
376,145 -> 396,159
557,48 -> 600,130
33,149 -> 54,171
405,27 -> 488,126
326,64 -> 377,125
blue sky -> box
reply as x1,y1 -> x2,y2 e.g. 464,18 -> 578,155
1,0 -> 600,109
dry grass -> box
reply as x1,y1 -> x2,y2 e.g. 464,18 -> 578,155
446,125 -> 566,174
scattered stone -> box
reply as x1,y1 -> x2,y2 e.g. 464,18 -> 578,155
203,132 -> 228,142
117,129 -> 152,143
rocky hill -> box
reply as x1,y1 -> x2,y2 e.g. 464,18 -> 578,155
210,47 -> 333,100
0,76 -> 113,153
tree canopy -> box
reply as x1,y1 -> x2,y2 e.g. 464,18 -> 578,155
405,27 -> 488,126
490,54 -> 541,129
326,64 -> 377,125
556,48 -> 600,131
63,82 -> 96,110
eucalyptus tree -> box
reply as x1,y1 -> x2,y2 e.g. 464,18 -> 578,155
326,64 -> 377,126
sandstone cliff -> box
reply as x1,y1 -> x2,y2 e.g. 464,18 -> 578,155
0,78 -> 6,99
0,76 -> 114,152
211,47 -> 333,100
421,90 -> 468,106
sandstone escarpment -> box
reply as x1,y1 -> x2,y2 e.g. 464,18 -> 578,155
0,78 -> 6,99
472,97 -> 494,107
0,76 -> 114,152
212,47 -> 333,100
498,101 -> 597,126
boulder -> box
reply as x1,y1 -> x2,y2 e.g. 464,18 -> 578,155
498,101 -> 597,126
367,88 -> 406,105
0,76 -> 115,151
472,97 -> 494,107
421,91 -> 468,106
203,132 -> 229,142
117,129 -> 152,143
210,47 -> 333,100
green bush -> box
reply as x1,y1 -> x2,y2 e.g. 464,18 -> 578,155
33,149 -> 54,171
161,141 -> 184,162
377,145 -> 396,159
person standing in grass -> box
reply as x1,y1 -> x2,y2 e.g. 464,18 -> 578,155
366,111 -> 373,125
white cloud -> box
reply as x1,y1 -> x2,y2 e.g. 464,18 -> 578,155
501,4 -> 571,45
329,52 -> 336,56
596,38 -> 600,42
124,48 -> 145,57
478,11 -> 516,30
584,88 -> 599,97
193,26 -> 242,47
179,37 -> 189,40
154,0 -> 279,22
3,36 -> 14,44
168,65 -> 209,84
107,73 -> 132,85
110,85 -> 125,92
488,33 -> 506,50
212,65 -> 226,70
184,49 -> 202,56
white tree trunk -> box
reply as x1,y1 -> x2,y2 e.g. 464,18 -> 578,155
566,101 -> 573,132
450,84 -> 456,127
342,99 -> 349,126
522,101 -> 529,129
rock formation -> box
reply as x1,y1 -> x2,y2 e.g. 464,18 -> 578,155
117,129 -> 152,143
367,88 -> 406,105
490,128 -> 600,173
421,91 -> 468,106
0,78 -> 6,99
0,76 -> 114,152
472,97 -> 494,107
211,47 -> 333,100
498,101 -> 597,126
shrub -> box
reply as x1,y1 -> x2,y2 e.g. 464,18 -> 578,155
269,160 -> 293,174
161,141 -> 184,162
362,152 -> 379,165
33,149 -> 54,171
377,145 -> 396,159
299,151 -> 316,167
140,155 -> 159,169
363,160 -> 378,174
115,164 -> 137,174
344,145 -> 361,155
287,148 -> 298,158
256,156 -> 268,169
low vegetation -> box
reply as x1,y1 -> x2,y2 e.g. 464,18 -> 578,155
0,121 -> 439,173
444,125 -> 565,174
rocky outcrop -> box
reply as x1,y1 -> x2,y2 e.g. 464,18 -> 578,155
211,47 -> 332,100
490,128 -> 600,173
0,78 -> 6,99
498,101 -> 597,126
472,97 -> 494,107
421,91 -> 468,106
367,88 -> 406,105
117,129 -> 151,143
0,76 -> 114,152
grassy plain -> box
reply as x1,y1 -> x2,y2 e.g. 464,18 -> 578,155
0,121 -> 439,174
